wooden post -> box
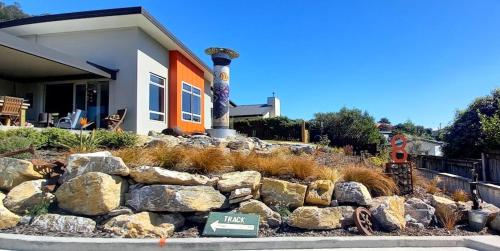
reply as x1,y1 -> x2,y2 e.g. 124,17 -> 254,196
20,109 -> 26,127
481,152 -> 487,182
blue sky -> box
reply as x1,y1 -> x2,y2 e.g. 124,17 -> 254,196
6,0 -> 500,128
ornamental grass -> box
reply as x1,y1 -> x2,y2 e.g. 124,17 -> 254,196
340,165 -> 399,196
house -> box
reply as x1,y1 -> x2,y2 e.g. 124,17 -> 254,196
406,137 -> 444,156
0,7 -> 214,135
229,96 -> 280,123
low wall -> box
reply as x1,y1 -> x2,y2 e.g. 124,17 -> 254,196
416,168 -> 500,207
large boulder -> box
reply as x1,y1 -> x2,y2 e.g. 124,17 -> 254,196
290,145 -> 315,155
404,198 -> 435,227
239,199 -> 282,228
64,151 -> 129,181
31,214 -> 96,234
104,212 -> 175,238
129,166 -> 215,186
4,179 -> 55,214
334,182 -> 372,206
127,185 -> 226,212
182,135 -> 213,148
430,195 -> 457,211
227,138 -> 255,151
490,213 -> 500,232
370,196 -> 406,231
260,178 -> 307,209
145,135 -> 181,148
217,171 -> 261,192
55,172 -> 126,216
0,157 -> 43,190
305,180 -> 335,206
288,206 -> 354,230
0,192 -> 20,229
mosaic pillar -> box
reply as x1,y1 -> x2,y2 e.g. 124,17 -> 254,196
205,47 -> 239,129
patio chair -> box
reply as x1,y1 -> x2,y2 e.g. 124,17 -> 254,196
57,109 -> 84,129
0,96 -> 24,126
105,108 -> 127,132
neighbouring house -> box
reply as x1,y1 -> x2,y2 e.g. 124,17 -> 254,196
0,7 -> 214,135
229,96 -> 281,123
406,137 -> 444,156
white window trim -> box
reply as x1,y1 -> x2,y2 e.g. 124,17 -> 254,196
149,73 -> 166,122
181,81 -> 202,124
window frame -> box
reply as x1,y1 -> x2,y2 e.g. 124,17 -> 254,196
181,81 -> 202,124
148,73 -> 166,122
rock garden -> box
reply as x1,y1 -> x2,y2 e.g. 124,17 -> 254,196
0,128 -> 499,238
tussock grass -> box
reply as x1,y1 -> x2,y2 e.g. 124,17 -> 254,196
340,165 -> 399,196
451,189 -> 470,202
426,177 -> 442,195
436,206 -> 461,230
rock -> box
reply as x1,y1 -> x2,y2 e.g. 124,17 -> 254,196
407,222 -> 425,229
287,206 -> 354,230
145,135 -> 181,148
334,182 -> 372,206
157,213 -> 185,230
490,213 -> 500,232
330,200 -> 339,207
0,157 -> 43,190
127,185 -> 226,212
430,195 -> 457,212
227,139 -> 255,151
290,145 -> 315,155
0,192 -> 20,229
260,178 -> 307,209
217,171 -> 261,192
305,180 -> 335,206
55,172 -> 126,216
31,214 -> 96,234
239,199 -> 282,228
4,179 -> 55,214
229,195 -> 253,204
64,151 -> 129,181
404,198 -> 435,227
370,196 -> 406,231
19,215 -> 32,225
104,212 -> 174,238
108,207 -> 134,217
129,166 -> 214,186
182,135 -> 213,148
229,188 -> 253,200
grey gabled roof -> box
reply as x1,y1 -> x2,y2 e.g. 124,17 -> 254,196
230,104 -> 271,117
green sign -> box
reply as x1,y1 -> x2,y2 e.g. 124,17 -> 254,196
202,212 -> 260,237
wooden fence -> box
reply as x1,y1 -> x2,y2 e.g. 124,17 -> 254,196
482,152 -> 500,184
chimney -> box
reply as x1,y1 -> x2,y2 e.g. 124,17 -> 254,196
267,96 -> 280,117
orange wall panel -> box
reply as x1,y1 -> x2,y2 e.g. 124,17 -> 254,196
168,51 -> 205,133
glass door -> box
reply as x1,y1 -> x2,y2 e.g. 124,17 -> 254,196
74,81 -> 109,129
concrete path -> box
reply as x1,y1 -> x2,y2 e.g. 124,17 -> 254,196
0,233 -> 499,251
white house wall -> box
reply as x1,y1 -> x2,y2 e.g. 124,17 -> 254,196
204,79 -> 213,129
136,29 -> 169,134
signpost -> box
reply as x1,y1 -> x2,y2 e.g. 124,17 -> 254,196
202,212 -> 260,237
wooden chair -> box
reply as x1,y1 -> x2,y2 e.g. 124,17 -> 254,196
0,96 -> 24,126
105,108 -> 127,132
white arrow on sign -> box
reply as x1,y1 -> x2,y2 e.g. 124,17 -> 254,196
210,220 -> 255,232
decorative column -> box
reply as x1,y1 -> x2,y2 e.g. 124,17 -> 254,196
205,47 -> 239,137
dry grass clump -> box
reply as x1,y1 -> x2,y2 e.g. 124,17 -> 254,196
426,177 -> 442,195
436,206 -> 461,231
340,165 -> 399,196
189,148 -> 231,173
451,189 -> 470,202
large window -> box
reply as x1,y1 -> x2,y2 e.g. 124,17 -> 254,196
149,73 -> 165,121
181,82 -> 201,123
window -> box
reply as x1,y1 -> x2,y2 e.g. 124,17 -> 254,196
149,73 -> 165,121
181,82 -> 201,123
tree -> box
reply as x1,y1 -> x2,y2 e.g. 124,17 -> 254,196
0,1 -> 29,22
442,89 -> 500,158
480,109 -> 500,151
310,107 -> 385,152
393,120 -> 433,139
378,117 -> 391,124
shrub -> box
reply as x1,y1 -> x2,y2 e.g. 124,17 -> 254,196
3,128 -> 47,147
451,189 -> 470,202
27,199 -> 51,216
94,130 -> 138,149
41,128 -> 76,148
341,165 -> 399,196
436,206 -> 461,231
57,130 -> 101,153
0,136 -> 33,159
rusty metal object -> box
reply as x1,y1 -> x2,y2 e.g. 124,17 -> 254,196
353,207 -> 374,236
31,159 -> 66,192
0,144 -> 35,158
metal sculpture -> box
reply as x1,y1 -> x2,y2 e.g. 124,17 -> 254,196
353,207 -> 374,235
385,134 -> 413,195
